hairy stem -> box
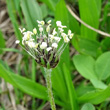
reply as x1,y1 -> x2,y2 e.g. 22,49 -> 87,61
44,68 -> 56,110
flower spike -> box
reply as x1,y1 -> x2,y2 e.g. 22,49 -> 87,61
16,20 -> 74,68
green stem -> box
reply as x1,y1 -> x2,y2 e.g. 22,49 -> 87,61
44,68 -> 56,110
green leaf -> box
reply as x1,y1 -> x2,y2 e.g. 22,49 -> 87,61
0,48 -> 26,55
72,36 -> 100,57
78,85 -> 110,104
63,63 -> 79,110
95,52 -> 110,80
90,79 -> 107,89
21,0 -> 42,30
81,103 -> 95,110
76,83 -> 95,97
79,0 -> 101,40
0,63 -> 47,100
0,30 -> 5,54
0,62 -> 66,107
39,0 -> 55,11
6,0 -> 22,41
101,37 -> 110,51
40,4 -> 48,19
52,67 -> 68,103
73,54 -> 97,79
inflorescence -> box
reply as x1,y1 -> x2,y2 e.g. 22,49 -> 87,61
16,20 -> 74,68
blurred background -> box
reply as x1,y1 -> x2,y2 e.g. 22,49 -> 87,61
0,0 -> 110,110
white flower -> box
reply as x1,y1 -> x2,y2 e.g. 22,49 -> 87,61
61,25 -> 67,28
37,20 -> 45,25
52,28 -> 57,35
33,28 -> 37,34
40,42 -> 47,49
61,33 -> 67,37
54,37 -> 61,42
56,21 -> 62,27
46,24 -> 51,32
19,28 -> 25,33
58,28 -> 64,33
23,31 -> 33,41
63,36 -> 70,43
69,33 -> 74,39
39,27 -> 43,32
47,20 -> 51,24
49,34 -> 54,41
68,30 -> 74,39
52,43 -> 58,48
46,47 -> 52,51
38,24 -> 42,27
15,40 -> 20,44
68,30 -> 71,35
27,41 -> 36,48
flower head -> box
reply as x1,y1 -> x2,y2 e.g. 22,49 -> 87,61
16,20 -> 74,68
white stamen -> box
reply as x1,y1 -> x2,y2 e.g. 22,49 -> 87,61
46,47 -> 52,51
64,36 -> 70,43
54,37 -> 61,42
52,28 -> 57,35
19,28 -> 25,33
47,20 -> 51,24
46,24 -> 51,32
68,30 -> 71,35
37,20 -> 45,25
27,41 -> 36,48
52,43 -> 58,48
56,21 -> 62,27
33,28 -> 37,34
58,28 -> 64,33
15,40 -> 20,44
40,42 -> 47,49
39,27 -> 43,32
69,33 -> 74,39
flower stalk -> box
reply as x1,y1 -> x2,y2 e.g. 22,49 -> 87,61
44,68 -> 56,110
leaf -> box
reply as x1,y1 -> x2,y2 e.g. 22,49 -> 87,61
0,30 -> 5,54
0,63 -> 47,100
21,0 -> 42,30
40,4 -> 48,19
76,83 -> 95,97
6,0 -> 22,41
90,79 -> 107,89
101,37 -> 110,51
78,85 -> 110,104
63,63 -> 79,110
0,62 -> 66,107
79,0 -> 101,40
72,36 -> 100,57
73,54 -> 97,79
52,67 -> 68,103
95,52 -> 110,80
81,103 -> 95,110
39,0 -> 55,11
0,48 -> 26,55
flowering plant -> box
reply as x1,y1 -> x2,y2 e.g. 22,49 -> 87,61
16,20 -> 74,110
16,20 -> 74,69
